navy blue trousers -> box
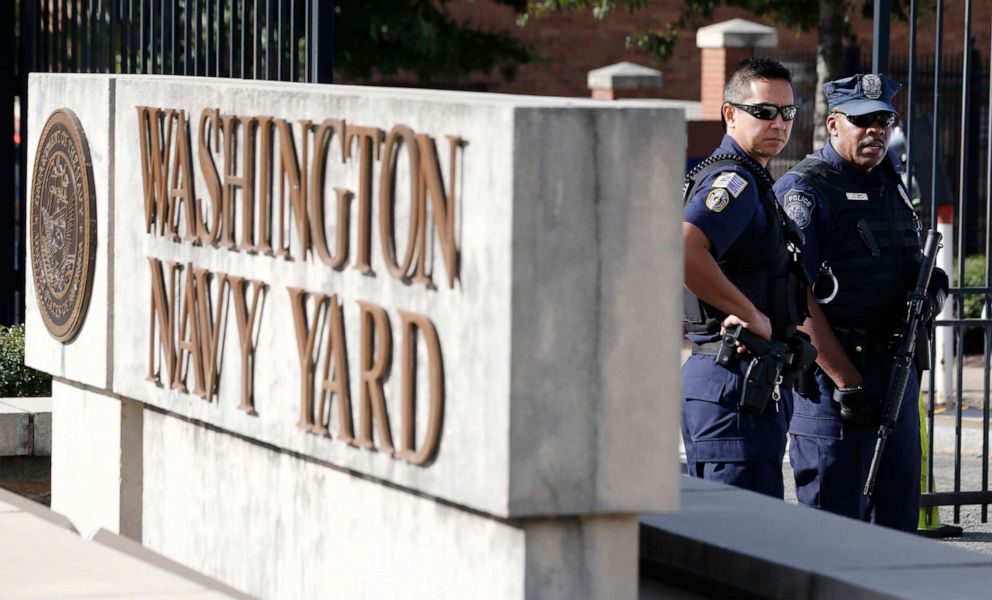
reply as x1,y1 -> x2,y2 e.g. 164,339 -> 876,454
682,354 -> 790,499
790,361 -> 921,532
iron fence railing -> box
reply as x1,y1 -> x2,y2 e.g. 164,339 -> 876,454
3,0 -> 333,325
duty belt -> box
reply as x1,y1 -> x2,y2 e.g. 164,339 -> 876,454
691,341 -> 725,357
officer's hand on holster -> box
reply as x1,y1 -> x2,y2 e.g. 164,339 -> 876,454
834,385 -> 877,427
925,267 -> 950,322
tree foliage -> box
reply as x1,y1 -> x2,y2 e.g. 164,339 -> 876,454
335,0 -> 531,84
0,325 -> 51,398
521,1 -> 914,69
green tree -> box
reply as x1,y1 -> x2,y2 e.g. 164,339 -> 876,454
0,325 -> 51,398
335,0 -> 531,85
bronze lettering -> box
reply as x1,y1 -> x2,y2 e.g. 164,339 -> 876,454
413,135 -> 462,289
314,294 -> 354,441
168,111 -> 199,243
196,108 -> 223,245
345,125 -> 383,274
396,310 -> 444,465
379,125 -> 421,281
173,265 -> 205,394
355,300 -> 394,454
255,116 -> 275,255
137,107 -> 464,466
195,268 -> 227,402
289,287 -> 327,431
310,119 -> 351,268
220,114 -> 257,250
229,276 -> 265,413
146,258 -> 180,385
137,107 -> 176,238
275,119 -> 311,261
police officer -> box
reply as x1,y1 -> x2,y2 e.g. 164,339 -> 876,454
682,57 -> 810,498
774,74 -> 948,531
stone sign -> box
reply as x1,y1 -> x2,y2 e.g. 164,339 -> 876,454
26,73 -> 685,599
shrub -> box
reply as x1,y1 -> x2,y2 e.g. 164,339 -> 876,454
0,325 -> 52,397
954,255 -> 988,319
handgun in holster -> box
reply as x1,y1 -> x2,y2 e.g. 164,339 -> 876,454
716,326 -> 792,414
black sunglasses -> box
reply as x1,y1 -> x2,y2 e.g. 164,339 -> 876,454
728,102 -> 799,122
834,111 -> 898,128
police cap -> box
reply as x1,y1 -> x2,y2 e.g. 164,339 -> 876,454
823,74 -> 901,116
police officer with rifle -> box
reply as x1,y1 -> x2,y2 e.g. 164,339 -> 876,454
774,74 -> 949,531
682,57 -> 815,498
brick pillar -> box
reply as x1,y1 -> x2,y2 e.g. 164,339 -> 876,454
587,61 -> 662,100
696,19 -> 778,120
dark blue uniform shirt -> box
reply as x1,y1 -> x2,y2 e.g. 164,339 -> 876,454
681,135 -> 790,472
684,135 -> 775,345
684,136 -> 772,260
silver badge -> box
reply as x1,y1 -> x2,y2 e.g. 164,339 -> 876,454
784,189 -> 814,229
863,74 -> 883,100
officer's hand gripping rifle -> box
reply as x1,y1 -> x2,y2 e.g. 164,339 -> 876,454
863,230 -> 943,497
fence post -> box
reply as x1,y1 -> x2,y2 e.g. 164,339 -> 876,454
310,0 -> 333,83
872,0 -> 891,73
0,0 -> 18,325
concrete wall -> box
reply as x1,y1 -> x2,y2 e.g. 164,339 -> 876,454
26,73 -> 685,599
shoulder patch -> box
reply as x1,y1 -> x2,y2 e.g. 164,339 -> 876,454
705,188 -> 731,213
783,189 -> 815,228
712,172 -> 749,198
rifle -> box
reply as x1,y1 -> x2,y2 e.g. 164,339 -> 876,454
863,230 -> 943,497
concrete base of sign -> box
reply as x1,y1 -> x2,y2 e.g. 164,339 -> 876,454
50,382 -> 142,539
141,409 -> 637,599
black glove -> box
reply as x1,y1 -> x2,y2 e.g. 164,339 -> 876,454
925,267 -> 949,322
834,385 -> 877,427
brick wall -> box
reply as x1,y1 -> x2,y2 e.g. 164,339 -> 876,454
343,1 -> 992,101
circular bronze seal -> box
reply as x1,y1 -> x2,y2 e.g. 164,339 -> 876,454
30,109 -> 97,343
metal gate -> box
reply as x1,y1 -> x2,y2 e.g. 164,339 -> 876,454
3,0 -> 333,325
875,0 -> 992,529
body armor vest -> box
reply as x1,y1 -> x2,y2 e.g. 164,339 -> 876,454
788,155 -> 922,332
683,154 -> 808,339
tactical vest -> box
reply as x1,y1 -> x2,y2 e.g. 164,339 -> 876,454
683,154 -> 808,339
788,155 -> 922,331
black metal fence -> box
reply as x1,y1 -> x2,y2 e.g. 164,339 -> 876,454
2,0 -> 333,325
894,0 -> 992,530
768,2 -> 992,532
768,46 -> 990,243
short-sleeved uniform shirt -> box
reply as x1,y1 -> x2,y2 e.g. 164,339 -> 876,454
681,135 -> 789,464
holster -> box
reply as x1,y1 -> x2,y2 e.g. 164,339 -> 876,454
717,326 -> 800,414
795,367 -> 819,398
740,354 -> 781,414
781,332 -> 817,388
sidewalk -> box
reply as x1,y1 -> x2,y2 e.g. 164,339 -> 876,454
922,355 -> 992,455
